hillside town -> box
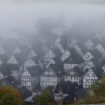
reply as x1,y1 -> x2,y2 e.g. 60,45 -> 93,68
0,25 -> 105,104
0,0 -> 105,104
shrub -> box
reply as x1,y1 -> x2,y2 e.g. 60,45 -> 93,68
0,86 -> 23,105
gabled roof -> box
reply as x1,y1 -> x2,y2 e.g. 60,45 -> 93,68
24,58 -> 37,67
45,59 -> 56,68
83,60 -> 95,70
22,70 -> 31,77
83,69 -> 98,79
55,37 -> 65,54
88,49 -> 102,68
83,52 -> 94,61
95,44 -> 105,50
85,39 -> 94,50
28,50 -> 37,58
49,59 -> 55,65
7,55 -> 19,64
71,44 -> 84,58
91,48 -> 103,60
13,47 -> 21,54
24,94 -> 35,103
69,48 -> 84,64
52,47 -> 62,57
61,50 -> 71,62
95,44 -> 105,57
44,49 -> 56,58
69,38 -> 77,48
94,33 -> 103,42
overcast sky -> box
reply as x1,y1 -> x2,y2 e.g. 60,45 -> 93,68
0,1 -> 105,36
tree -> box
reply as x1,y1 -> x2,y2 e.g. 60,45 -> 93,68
0,86 -> 23,105
35,87 -> 54,105
78,77 -> 105,104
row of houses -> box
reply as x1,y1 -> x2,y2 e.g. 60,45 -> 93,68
0,60 -> 99,90
0,34 -> 105,92
0,64 -> 98,103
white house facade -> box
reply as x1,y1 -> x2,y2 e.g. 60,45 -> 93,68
83,69 -> 98,89
40,67 -> 57,88
21,70 -> 32,90
64,69 -> 81,85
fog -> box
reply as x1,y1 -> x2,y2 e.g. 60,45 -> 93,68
0,1 -> 105,38
1,0 -> 105,95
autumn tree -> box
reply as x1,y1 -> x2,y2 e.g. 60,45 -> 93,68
0,86 -> 23,105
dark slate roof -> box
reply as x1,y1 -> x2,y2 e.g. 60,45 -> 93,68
63,56 -> 74,64
0,75 -> 20,87
53,47 -> 62,58
69,48 -> 84,64
1,63 -> 20,76
82,49 -> 102,68
100,58 -> 105,68
28,65 -> 43,77
50,63 -> 65,77
73,66 -> 84,76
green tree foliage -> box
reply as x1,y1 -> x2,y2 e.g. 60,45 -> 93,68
79,77 -> 105,104
0,86 -> 23,105
93,81 -> 105,96
35,87 -> 54,105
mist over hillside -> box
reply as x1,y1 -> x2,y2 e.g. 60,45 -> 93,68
0,1 -> 105,37
0,1 -> 105,104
